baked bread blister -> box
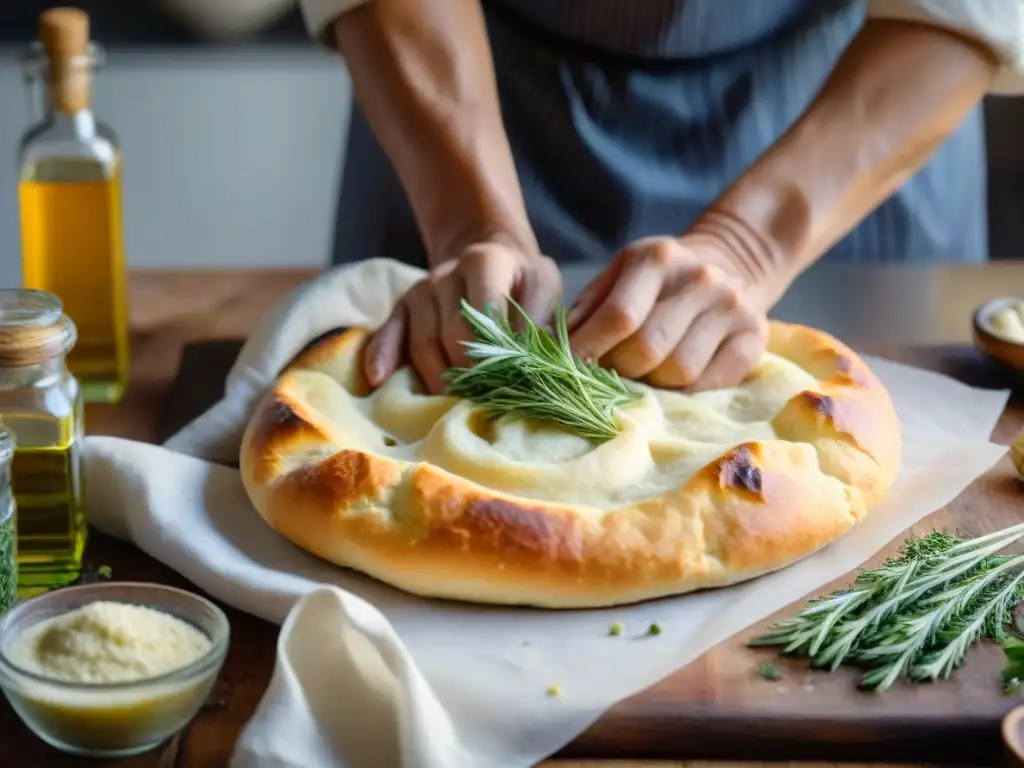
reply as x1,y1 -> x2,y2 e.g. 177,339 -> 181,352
239,322 -> 901,608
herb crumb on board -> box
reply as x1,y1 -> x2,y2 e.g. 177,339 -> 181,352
1002,637 -> 1024,693
758,662 -> 783,681
608,622 -> 622,636
646,622 -> 662,636
546,684 -> 561,697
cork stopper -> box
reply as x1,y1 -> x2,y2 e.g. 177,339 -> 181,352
38,7 -> 92,115
40,7 -> 90,60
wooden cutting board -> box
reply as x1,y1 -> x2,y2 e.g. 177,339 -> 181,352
159,340 -> 1024,766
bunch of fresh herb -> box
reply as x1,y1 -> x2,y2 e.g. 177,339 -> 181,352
444,299 -> 641,442
0,508 -> 15,616
750,523 -> 1024,692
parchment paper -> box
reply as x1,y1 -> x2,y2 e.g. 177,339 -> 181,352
82,258 -> 1011,768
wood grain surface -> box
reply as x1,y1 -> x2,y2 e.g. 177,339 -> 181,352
0,268 -> 1022,768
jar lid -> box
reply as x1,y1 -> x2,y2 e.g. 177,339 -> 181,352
0,290 -> 77,366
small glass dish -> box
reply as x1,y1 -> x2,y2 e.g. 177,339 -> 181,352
0,581 -> 229,757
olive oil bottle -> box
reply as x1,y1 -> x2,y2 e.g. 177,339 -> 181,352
18,8 -> 129,405
0,291 -> 86,595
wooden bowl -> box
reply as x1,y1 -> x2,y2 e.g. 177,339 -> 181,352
1003,704 -> 1024,767
973,297 -> 1024,372
154,0 -> 295,40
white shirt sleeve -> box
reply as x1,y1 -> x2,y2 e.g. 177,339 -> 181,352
298,0 -> 373,45
867,0 -> 1024,94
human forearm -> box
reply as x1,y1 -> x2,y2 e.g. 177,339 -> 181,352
332,0 -> 536,266
690,19 -> 998,304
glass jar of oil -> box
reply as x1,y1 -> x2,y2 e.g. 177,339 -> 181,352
18,8 -> 129,405
0,290 -> 85,596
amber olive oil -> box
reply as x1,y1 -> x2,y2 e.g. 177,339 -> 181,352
20,159 -> 129,404
6,413 -> 86,596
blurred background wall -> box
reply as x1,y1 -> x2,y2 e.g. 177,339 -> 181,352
0,0 -> 352,284
0,0 -> 1021,284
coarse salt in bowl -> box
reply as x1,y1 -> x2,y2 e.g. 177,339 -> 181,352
0,581 -> 229,757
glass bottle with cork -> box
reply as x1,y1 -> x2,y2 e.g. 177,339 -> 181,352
0,290 -> 86,595
19,7 -> 129,405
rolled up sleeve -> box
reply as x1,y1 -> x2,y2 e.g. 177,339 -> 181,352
867,0 -> 1024,94
298,0 -> 373,46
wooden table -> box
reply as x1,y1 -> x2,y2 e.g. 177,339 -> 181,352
1,266 -> 1023,768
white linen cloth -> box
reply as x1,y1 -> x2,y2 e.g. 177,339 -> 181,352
82,258 -> 1011,768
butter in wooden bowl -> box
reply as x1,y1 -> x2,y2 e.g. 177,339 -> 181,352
0,582 -> 228,757
990,303 -> 1024,343
1011,429 -> 1024,482
974,297 -> 1024,372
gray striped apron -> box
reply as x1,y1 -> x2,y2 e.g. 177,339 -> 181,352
330,0 -> 988,268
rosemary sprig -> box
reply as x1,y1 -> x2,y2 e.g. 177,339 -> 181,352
750,523 -> 1024,692
444,298 -> 641,442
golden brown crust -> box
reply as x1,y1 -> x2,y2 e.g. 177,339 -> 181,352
240,321 -> 901,608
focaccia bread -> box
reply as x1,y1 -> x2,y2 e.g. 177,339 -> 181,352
239,322 -> 901,608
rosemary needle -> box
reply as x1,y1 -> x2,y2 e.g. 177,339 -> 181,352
444,299 -> 641,442
750,523 -> 1024,692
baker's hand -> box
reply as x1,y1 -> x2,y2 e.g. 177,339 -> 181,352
566,236 -> 771,391
364,244 -> 562,394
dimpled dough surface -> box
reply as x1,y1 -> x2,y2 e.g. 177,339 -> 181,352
240,322 -> 901,609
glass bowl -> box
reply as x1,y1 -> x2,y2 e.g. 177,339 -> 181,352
0,581 -> 230,757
